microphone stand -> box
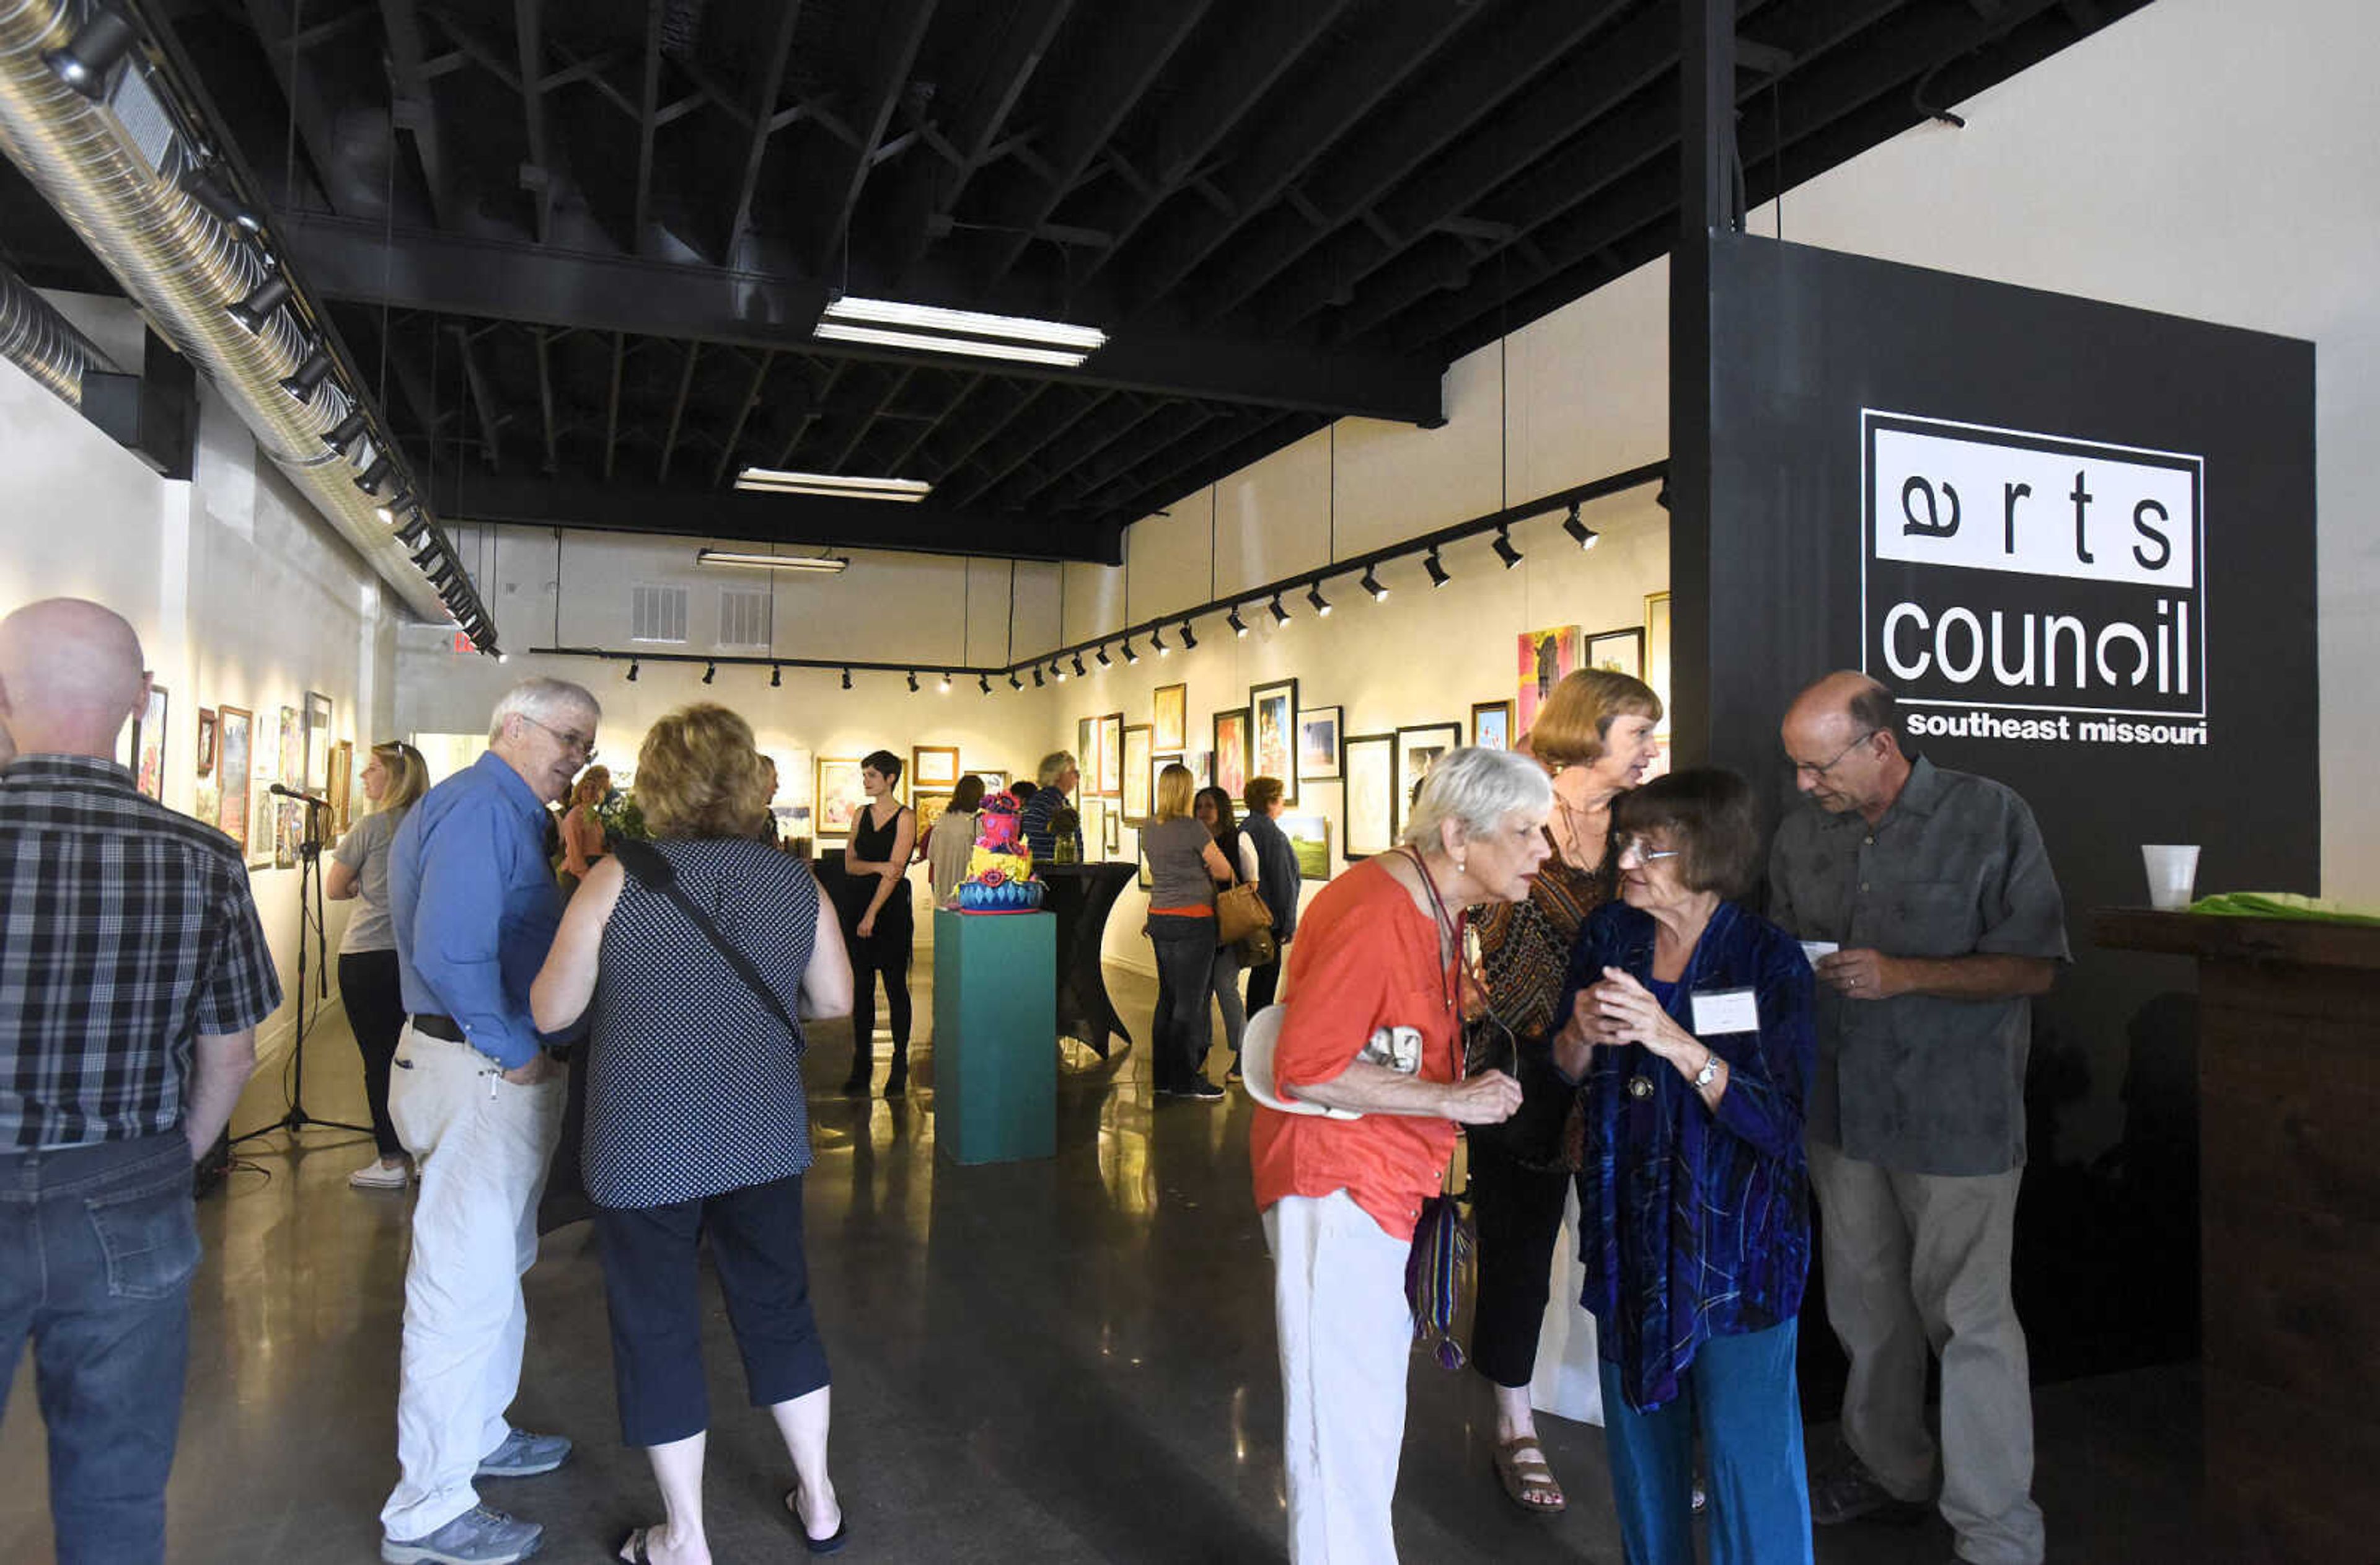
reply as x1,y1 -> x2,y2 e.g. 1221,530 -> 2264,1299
232,790 -> 372,1148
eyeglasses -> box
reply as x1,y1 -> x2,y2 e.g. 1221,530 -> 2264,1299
519,714 -> 597,761
1790,729 -> 1876,779
1615,836 -> 1683,866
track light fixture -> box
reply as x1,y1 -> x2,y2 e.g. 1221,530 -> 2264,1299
1150,625 -> 1167,656
1096,646 -> 1111,668
979,673 -> 993,695
1562,502 -> 1600,550
1179,620 -> 1197,650
324,412 -> 368,452
938,671 -> 952,692
1655,480 -> 1672,511
1360,566 -> 1388,601
1425,548 -> 1450,588
181,169 -> 263,235
1228,607 -> 1248,637
1306,581 -> 1332,617
1009,670 -> 1025,691
1492,526 -> 1523,570
1032,666 -> 1045,688
842,668 -> 853,690
627,661 -> 639,682
280,350 -> 332,399
1122,637 -> 1139,664
43,7 -> 139,100
702,661 -> 716,685
1269,594 -> 1290,626
227,273 -> 292,334
1053,658 -> 1068,682
374,489 -> 412,526
355,456 -> 394,495
907,671 -> 920,693
770,664 -> 782,687
1071,653 -> 1087,679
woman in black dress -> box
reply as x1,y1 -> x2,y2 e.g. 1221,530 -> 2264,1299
838,749 -> 918,1097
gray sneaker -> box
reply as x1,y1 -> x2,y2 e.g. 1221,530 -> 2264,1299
381,1505 -> 543,1564
476,1427 -> 572,1478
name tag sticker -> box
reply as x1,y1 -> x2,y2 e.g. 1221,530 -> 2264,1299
1799,941 -> 1840,968
1691,987 -> 1760,1035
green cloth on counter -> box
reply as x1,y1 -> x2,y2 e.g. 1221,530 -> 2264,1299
2185,891 -> 2380,926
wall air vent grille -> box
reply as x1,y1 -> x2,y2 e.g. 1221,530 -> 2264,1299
631,583 -> 688,643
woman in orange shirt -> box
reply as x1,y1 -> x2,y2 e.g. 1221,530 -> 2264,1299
1249,746 -> 1552,1562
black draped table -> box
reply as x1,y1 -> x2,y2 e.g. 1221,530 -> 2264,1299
1038,862 -> 1135,1057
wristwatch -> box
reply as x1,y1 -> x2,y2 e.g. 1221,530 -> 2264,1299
1692,1053 -> 1722,1091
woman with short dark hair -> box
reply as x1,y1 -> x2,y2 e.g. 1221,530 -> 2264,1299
838,749 -> 917,1096
531,703 -> 857,1563
1551,767 -> 1817,1564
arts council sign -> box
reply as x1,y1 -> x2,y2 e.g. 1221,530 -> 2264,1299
1861,410 -> 2208,748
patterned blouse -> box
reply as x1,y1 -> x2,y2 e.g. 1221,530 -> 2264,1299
1468,827 -> 1612,1162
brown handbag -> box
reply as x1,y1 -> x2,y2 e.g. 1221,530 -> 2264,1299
1215,879 -> 1274,947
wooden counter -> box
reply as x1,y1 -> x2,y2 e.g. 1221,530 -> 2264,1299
2091,909 -> 2380,1563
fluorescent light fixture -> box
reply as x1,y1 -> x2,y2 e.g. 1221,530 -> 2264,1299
695,549 -> 851,573
734,467 -> 931,503
813,321 -> 1093,368
822,296 -> 1108,352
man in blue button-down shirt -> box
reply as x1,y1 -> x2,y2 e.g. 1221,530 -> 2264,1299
377,677 -> 597,1565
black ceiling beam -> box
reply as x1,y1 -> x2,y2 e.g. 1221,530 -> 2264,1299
922,381 -> 1051,485
1000,395 -> 1170,510
884,374 -> 981,475
945,387 -> 1109,509
1052,402 -> 1210,509
233,0 -> 381,216
449,324 -> 504,470
775,361 -> 847,469
532,327 -> 559,473
974,1 -> 1212,289
828,366 -> 917,472
710,350 -> 779,486
656,342 -> 700,483
631,0 -> 666,245
721,2 -> 804,266
441,470 -> 1121,563
1190,0 -> 1633,326
513,0 -> 560,245
602,332 -> 626,480
1101,410 -> 1322,531
1064,0 -> 1353,300
271,212 -> 1446,425
1116,1 -> 1478,319
800,0 -> 940,274
1078,405 -> 1266,515
380,0 -> 461,229
875,0 -> 1073,281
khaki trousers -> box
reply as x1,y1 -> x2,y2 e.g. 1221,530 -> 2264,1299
1807,1140 -> 2044,1565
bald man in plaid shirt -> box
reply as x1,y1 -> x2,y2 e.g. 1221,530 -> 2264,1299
0,599 -> 281,1565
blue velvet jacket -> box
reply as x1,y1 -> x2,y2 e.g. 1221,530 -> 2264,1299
1558,898 -> 1816,1413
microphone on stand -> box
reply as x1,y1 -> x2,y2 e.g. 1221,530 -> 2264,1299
269,782 -> 332,811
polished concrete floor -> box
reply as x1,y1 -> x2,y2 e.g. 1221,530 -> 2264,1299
4,960 -> 2205,1563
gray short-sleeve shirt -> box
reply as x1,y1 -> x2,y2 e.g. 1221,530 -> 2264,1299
1766,756 -> 2068,1176
333,809 -> 400,954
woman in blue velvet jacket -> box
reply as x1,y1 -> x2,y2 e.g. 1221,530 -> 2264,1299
1551,767 -> 1817,1565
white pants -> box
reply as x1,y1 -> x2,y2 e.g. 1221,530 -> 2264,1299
379,1028 -> 566,1540
1264,1191 -> 1414,1565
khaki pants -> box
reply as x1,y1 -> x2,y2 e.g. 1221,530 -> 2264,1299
1807,1140 -> 2044,1565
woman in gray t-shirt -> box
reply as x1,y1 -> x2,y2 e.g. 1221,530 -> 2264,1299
326,741 -> 428,1189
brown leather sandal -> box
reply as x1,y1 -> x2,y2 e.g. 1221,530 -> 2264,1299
1492,1434 -> 1567,1514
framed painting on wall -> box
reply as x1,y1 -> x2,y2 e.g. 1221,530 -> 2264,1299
1587,625 -> 1646,681
273,798 -> 304,870
1098,712 -> 1124,798
216,705 -> 253,853
1518,624 -> 1580,736
974,767 -> 1008,796
1103,808 -> 1121,858
195,707 -> 216,777
1644,591 -> 1672,731
1394,722 -> 1462,840
1342,733 -> 1395,858
276,705 -> 302,787
328,740 -> 354,835
1121,724 -> 1154,824
912,746 -> 961,793
193,778 -> 219,831
1153,682 -> 1188,752
131,684 -> 168,801
1248,677 -> 1298,803
814,757 -> 868,837
302,690 -> 333,792
915,792 -> 953,850
1212,708 -> 1250,801
1471,699 -> 1514,751
1297,705 -> 1342,782
1281,813 -> 1333,881
247,782 -> 275,869
1076,716 -> 1100,797
1077,796 -> 1104,860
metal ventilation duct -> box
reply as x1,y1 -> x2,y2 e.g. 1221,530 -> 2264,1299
0,257 -> 114,404
0,0 -> 483,638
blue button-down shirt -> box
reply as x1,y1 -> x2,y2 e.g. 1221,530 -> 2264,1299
388,751 -> 563,1069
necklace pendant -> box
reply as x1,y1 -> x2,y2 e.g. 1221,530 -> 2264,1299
1628,1073 -> 1655,1100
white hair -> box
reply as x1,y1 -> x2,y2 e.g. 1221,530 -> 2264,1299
1036,749 -> 1078,787
488,676 -> 599,744
1400,746 -> 1554,853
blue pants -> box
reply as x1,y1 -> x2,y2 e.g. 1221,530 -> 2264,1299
0,1134 -> 198,1565
1598,1318 -> 1815,1565
1145,914 -> 1218,1090
594,1174 -> 832,1447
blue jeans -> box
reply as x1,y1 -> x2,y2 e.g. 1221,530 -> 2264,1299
1145,915 -> 1218,1090
1598,1317 -> 1815,1565
0,1134 -> 199,1565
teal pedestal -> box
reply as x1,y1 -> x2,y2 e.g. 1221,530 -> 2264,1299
932,909 -> 1057,1164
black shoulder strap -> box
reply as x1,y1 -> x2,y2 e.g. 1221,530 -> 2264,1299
613,840 -> 801,1039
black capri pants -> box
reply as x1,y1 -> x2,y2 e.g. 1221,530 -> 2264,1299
1466,1127 -> 1579,1390
591,1173 -> 832,1448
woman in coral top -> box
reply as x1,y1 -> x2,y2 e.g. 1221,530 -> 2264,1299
1249,746 -> 1552,1563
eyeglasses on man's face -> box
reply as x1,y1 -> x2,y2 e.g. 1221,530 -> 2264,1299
1790,728 -> 1877,779
520,714 -> 597,761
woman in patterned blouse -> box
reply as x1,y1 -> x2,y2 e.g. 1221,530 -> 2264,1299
1466,668 -> 1662,1514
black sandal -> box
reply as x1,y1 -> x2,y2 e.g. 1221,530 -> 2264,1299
616,1526 -> 658,1564
786,1486 -> 848,1556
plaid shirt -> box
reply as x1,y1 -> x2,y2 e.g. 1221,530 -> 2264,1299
0,754 -> 283,1148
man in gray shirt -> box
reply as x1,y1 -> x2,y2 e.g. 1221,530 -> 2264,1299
1768,671 -> 2066,1565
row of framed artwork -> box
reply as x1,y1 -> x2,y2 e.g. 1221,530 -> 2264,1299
129,686 -> 359,871
811,747 -> 1010,843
